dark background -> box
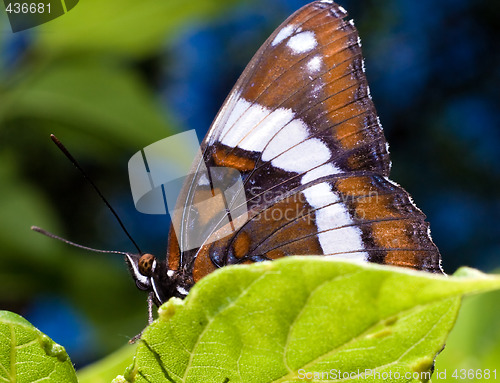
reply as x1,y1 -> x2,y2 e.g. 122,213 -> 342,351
0,0 -> 499,369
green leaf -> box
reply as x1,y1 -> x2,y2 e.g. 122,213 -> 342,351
125,258 -> 500,382
0,311 -> 77,382
36,0 -> 243,58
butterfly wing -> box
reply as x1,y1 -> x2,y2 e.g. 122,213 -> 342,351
167,1 -> 442,287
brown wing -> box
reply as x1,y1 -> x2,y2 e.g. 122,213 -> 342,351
207,174 -> 441,274
167,1 -> 442,285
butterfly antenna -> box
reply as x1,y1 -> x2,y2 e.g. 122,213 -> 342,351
49,134 -> 143,254
31,226 -> 129,256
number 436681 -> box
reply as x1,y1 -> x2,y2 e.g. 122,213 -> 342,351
5,3 -> 51,14
452,369 -> 497,380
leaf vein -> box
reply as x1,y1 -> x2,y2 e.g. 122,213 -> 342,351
273,296 -> 456,382
282,271 -> 364,373
182,270 -> 276,382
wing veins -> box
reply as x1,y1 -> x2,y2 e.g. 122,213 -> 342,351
252,216 -> 431,256
218,27 -> 360,146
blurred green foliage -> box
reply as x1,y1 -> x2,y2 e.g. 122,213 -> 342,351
0,0 -> 242,366
436,287 -> 500,381
77,344 -> 136,383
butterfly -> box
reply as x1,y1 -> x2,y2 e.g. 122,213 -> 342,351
122,0 -> 443,311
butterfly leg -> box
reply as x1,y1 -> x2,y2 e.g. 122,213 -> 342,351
147,291 -> 154,324
128,292 -> 155,343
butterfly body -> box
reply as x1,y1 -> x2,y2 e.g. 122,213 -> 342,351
126,0 -> 443,306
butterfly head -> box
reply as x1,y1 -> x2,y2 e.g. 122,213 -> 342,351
124,252 -> 187,306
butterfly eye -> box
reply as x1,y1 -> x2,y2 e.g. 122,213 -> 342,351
138,253 -> 156,277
